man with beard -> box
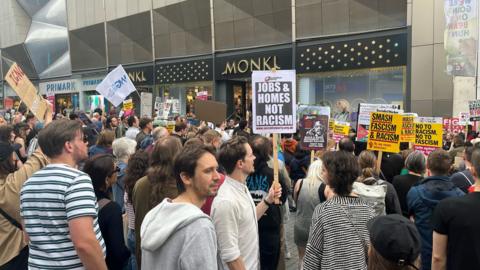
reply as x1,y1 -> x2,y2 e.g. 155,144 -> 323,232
20,120 -> 107,269
141,145 -> 222,269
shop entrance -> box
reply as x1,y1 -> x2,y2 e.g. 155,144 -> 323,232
227,80 -> 252,121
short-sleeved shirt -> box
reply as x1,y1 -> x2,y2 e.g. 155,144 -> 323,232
211,176 -> 260,270
20,164 -> 105,270
432,192 -> 480,270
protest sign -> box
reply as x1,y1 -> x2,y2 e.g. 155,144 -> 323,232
96,65 -> 136,107
140,92 -> 153,118
4,63 -> 48,122
196,91 -> 208,101
123,99 -> 133,111
367,112 -> 402,153
356,103 -> 402,142
469,100 -> 480,121
443,117 -> 465,133
400,113 -> 417,143
458,112 -> 470,125
300,114 -> 329,150
252,70 -> 296,134
194,99 -> 227,125
414,117 -> 443,155
333,121 -> 350,143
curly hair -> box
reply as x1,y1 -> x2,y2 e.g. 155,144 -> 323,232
123,150 -> 150,203
321,151 -> 359,196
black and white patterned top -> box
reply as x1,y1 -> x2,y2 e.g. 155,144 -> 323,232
303,195 -> 375,270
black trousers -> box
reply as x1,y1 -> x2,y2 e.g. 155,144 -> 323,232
0,246 -> 28,270
259,230 -> 281,270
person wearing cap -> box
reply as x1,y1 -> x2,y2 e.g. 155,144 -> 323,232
431,147 -> 480,270
0,106 -> 51,269
368,214 -> 421,270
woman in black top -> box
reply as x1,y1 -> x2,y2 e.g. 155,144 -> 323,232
392,150 -> 425,217
83,154 -> 130,270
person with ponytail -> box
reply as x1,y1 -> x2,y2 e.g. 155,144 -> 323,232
353,150 -> 402,215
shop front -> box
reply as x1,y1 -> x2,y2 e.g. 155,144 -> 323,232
77,74 -> 106,113
118,64 -> 154,116
39,79 -> 80,116
295,30 -> 408,124
155,56 -> 213,118
215,45 -> 293,119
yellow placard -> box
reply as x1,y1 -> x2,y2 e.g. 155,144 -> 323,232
367,112 -> 402,153
5,63 -> 47,121
334,122 -> 350,136
328,119 -> 334,132
414,122 -> 443,148
400,116 -> 416,143
123,99 -> 133,111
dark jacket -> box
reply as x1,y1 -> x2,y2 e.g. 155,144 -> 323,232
407,176 -> 464,270
392,173 -> 423,217
88,145 -> 112,157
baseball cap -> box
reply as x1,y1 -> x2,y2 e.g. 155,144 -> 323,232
0,142 -> 21,162
367,214 -> 421,269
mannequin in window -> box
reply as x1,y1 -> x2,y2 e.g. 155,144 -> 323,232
333,99 -> 350,123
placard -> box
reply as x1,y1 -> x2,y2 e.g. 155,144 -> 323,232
252,70 -> 296,134
469,100 -> 480,121
194,100 -> 227,125
333,121 -> 350,143
96,65 -> 136,107
123,99 -> 133,111
300,114 -> 329,150
356,103 -> 402,142
140,92 -> 153,118
414,117 -> 443,155
459,112 -> 470,125
400,114 -> 417,143
367,112 -> 402,153
4,63 -> 48,122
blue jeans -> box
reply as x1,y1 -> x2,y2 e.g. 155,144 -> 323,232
126,229 -> 136,270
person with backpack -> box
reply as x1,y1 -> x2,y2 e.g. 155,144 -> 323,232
83,154 -> 130,270
353,150 -> 402,216
407,149 -> 465,270
293,160 -> 327,269
304,151 -> 375,270
450,145 -> 477,194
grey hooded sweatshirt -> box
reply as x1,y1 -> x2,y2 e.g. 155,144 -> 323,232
141,198 -> 221,270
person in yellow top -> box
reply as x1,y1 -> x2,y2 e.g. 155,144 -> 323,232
0,103 -> 51,269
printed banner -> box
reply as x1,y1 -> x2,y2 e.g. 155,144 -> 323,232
4,63 -> 48,122
333,121 -> 351,143
356,103 -> 402,142
444,0 -> 478,76
367,112 -> 402,153
140,92 -> 153,118
469,100 -> 480,121
252,70 -> 296,134
300,114 -> 329,150
96,65 -> 136,107
400,114 -> 417,143
414,117 -> 443,155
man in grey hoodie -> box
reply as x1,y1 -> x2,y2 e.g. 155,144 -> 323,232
140,145 -> 222,270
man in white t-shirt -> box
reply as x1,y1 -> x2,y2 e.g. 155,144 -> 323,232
212,136 -> 280,270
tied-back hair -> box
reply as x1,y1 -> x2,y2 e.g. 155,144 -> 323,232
368,245 -> 421,270
124,151 -> 149,203
249,135 -> 271,169
358,150 -> 377,182
148,136 -> 183,207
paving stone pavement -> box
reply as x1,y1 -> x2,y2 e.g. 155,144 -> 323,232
284,209 -> 299,270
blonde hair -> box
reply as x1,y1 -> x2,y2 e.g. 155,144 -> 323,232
304,159 -> 324,198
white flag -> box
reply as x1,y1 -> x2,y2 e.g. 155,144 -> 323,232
96,65 -> 136,107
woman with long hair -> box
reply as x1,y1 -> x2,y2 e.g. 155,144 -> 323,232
132,136 -> 182,268
303,151 -> 375,270
293,159 -> 326,269
353,150 -> 402,215
83,154 -> 130,270
123,151 -> 149,270
88,130 -> 115,157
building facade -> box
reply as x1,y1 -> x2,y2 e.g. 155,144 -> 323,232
0,0 -> 457,119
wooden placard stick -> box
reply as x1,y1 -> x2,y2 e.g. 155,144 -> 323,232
310,150 -> 315,164
272,133 -> 281,205
376,151 -> 383,176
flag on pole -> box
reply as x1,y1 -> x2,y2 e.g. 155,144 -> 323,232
96,65 -> 136,107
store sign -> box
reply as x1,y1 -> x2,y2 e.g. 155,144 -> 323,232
122,66 -> 153,85
39,79 -> 79,95
81,78 -> 104,90
216,47 -> 292,79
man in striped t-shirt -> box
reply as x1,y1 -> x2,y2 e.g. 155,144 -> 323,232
20,119 -> 107,270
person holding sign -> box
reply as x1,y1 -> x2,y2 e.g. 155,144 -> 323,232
212,137 -> 281,270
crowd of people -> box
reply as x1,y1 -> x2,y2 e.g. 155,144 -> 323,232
1,105 -> 480,270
